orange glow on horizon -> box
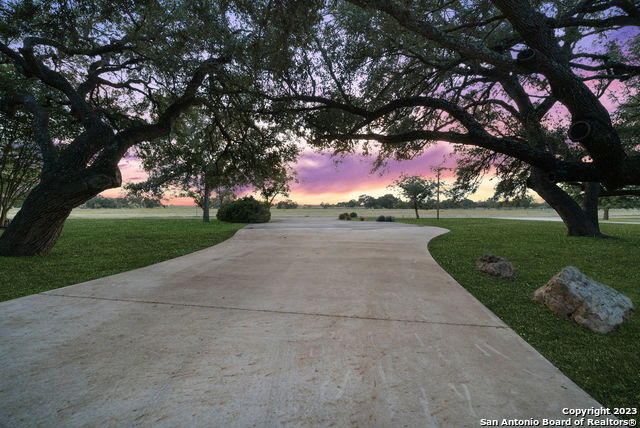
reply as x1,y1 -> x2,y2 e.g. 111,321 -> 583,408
100,146 -> 522,206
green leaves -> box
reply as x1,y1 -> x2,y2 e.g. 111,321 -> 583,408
390,173 -> 437,207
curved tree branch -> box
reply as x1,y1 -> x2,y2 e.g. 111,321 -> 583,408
20,35 -> 143,58
14,39 -> 101,128
321,129 -> 603,182
344,0 -> 518,71
0,94 -> 56,172
491,0 -> 631,188
95,55 -> 232,167
549,15 -> 640,28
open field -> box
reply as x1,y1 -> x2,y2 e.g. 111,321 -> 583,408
398,218 -> 640,414
7,205 -> 640,221
0,219 -> 244,302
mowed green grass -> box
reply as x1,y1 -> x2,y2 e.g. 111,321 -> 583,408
0,218 -> 244,302
398,218 -> 639,414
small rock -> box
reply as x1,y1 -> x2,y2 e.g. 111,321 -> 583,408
533,266 -> 634,334
477,254 -> 515,279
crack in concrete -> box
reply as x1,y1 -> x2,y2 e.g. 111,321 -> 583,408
41,292 -> 507,329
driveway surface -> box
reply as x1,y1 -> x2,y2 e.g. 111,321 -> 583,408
0,217 -> 609,427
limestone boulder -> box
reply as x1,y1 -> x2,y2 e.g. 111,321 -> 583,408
476,254 -> 515,279
533,266 -> 634,334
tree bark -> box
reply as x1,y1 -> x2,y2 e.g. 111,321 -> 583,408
0,168 -> 121,256
413,200 -> 420,219
582,182 -> 601,230
604,207 -> 610,220
0,206 -> 8,227
202,181 -> 210,223
527,169 -> 605,237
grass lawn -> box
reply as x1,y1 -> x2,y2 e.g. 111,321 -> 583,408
397,218 -> 639,414
0,218 -> 244,302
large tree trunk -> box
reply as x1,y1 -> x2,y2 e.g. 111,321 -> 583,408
582,182 -> 601,229
527,169 -> 605,237
0,207 -> 8,227
202,182 -> 210,223
0,168 -> 121,256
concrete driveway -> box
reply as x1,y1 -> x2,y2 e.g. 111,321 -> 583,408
0,217 -> 608,427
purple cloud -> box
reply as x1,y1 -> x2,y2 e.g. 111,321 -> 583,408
293,143 -> 457,195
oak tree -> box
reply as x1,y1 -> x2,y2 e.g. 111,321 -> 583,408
260,0 -> 640,236
127,103 -> 298,222
0,0 -> 273,254
391,174 -> 436,218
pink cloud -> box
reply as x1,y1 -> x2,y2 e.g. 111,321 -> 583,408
293,143 -> 457,196
102,142 -> 475,204
117,157 -> 148,183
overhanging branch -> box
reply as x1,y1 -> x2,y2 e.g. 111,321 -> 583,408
345,0 -> 518,71
491,0 -> 631,188
95,55 -> 232,165
319,130 -> 603,183
0,94 -> 57,171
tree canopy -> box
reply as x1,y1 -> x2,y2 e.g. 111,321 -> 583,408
391,174 -> 436,218
0,105 -> 40,226
2,0 -> 640,255
248,0 -> 639,236
261,0 -> 639,188
126,100 -> 298,220
0,0 -> 300,254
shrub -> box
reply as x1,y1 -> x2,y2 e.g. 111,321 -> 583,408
376,215 -> 386,222
385,216 -> 395,222
216,196 -> 271,223
359,217 -> 365,221
350,212 -> 358,218
345,215 -> 352,220
338,213 -> 347,220
276,199 -> 298,209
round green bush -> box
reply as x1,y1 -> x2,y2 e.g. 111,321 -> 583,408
385,216 -> 395,222
376,215 -> 386,222
350,212 -> 358,218
216,196 -> 271,223
338,213 -> 347,220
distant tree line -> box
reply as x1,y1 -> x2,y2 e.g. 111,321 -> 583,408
82,195 -> 163,209
333,194 -> 548,210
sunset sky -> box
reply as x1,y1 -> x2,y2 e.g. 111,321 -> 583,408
102,83 -> 624,206
101,27 -> 636,207
103,142 -> 498,205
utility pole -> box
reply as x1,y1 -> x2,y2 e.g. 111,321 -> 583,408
430,165 -> 451,220
435,167 -> 441,220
